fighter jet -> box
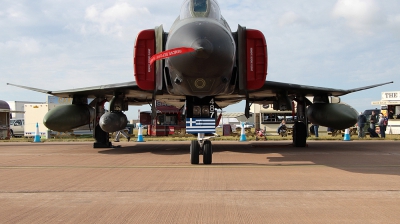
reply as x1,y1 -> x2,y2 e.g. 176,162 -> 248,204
8,0 -> 392,164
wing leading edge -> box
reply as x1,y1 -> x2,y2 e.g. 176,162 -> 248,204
7,81 -> 157,106
8,80 -> 393,109
215,80 -> 394,108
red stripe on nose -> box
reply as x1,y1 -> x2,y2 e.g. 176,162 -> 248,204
150,47 -> 195,65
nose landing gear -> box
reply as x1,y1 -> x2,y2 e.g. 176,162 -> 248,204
190,135 -> 213,165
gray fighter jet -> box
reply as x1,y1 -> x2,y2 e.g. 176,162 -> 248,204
8,0 -> 392,164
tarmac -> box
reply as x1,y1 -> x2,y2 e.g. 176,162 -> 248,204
0,140 -> 400,223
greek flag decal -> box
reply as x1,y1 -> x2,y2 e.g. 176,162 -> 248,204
186,118 -> 215,134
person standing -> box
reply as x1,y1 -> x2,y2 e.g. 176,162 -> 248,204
357,112 -> 367,138
313,124 -> 319,137
378,114 -> 386,138
368,111 -> 379,137
370,111 -> 377,130
114,129 -> 130,142
389,110 -> 394,119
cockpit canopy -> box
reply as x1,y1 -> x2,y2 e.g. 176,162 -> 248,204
180,0 -> 221,20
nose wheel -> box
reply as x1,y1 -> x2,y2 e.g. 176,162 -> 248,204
203,140 -> 212,164
190,139 -> 213,165
190,140 -> 200,164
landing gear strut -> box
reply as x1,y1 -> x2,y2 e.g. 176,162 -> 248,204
293,96 -> 308,147
186,96 -> 216,164
293,122 -> 307,147
93,99 -> 112,148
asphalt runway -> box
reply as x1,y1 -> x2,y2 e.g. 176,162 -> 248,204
0,140 -> 400,223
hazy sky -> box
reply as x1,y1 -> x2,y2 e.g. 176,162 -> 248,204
1,0 -> 399,119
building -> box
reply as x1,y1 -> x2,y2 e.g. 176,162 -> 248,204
371,91 -> 400,134
251,103 -> 296,133
23,96 -> 92,138
24,103 -> 57,138
140,101 -> 185,136
6,101 -> 44,119
251,101 -> 333,135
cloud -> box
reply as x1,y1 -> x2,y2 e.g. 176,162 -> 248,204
0,2 -> 32,26
0,37 -> 40,55
5,5 -> 26,19
278,11 -> 306,27
332,0 -> 385,33
85,3 -> 142,23
387,14 -> 400,37
71,2 -> 150,38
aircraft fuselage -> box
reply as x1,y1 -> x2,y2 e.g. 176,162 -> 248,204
164,3 -> 236,98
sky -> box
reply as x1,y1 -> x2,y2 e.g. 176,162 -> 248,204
1,0 -> 399,120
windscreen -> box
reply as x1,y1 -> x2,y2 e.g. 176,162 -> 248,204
194,0 -> 207,12
180,0 -> 221,20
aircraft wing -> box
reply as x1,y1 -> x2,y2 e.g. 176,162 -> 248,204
215,80 -> 394,108
7,81 -> 186,107
7,80 -> 393,108
254,80 -> 393,96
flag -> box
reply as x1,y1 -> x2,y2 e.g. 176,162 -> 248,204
186,118 -> 215,134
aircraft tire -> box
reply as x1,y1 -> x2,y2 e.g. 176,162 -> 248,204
190,140 -> 200,164
293,122 -> 307,147
203,140 -> 212,164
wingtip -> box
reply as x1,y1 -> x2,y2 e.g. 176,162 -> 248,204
6,83 -> 51,94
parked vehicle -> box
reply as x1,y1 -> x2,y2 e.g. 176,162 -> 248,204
361,109 -> 381,137
363,109 -> 381,117
9,119 -> 24,137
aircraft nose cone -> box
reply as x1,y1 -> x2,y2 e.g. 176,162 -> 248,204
191,38 -> 213,59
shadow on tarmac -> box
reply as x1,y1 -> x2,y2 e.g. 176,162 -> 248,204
99,140 -> 400,176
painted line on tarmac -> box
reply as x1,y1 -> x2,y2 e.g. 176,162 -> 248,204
2,189 -> 400,194
1,164 -> 400,169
